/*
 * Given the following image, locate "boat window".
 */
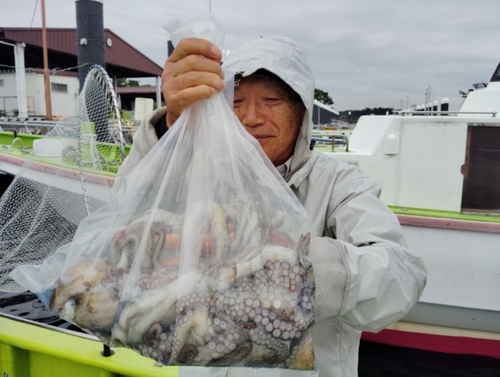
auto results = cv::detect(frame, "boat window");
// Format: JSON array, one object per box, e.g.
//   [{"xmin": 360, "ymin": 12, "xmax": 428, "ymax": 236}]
[
  {"xmin": 461, "ymin": 125, "xmax": 500, "ymax": 214},
  {"xmin": 472, "ymin": 83, "xmax": 487, "ymax": 90}
]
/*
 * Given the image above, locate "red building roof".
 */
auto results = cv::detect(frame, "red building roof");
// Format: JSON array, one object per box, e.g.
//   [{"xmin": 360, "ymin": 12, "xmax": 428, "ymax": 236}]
[{"xmin": 0, "ymin": 27, "xmax": 162, "ymax": 78}]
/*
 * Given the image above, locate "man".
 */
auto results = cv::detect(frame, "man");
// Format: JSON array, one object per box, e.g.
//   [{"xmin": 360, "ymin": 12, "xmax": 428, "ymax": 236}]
[{"xmin": 116, "ymin": 36, "xmax": 427, "ymax": 376}]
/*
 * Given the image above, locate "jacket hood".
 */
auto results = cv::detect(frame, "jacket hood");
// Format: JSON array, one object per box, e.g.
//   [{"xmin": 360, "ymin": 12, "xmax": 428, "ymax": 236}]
[{"xmin": 223, "ymin": 36, "xmax": 315, "ymax": 171}]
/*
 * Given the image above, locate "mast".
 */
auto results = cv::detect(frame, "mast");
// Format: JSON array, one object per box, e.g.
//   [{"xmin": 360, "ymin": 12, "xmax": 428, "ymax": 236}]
[
  {"xmin": 76, "ymin": 0, "xmax": 105, "ymax": 91},
  {"xmin": 75, "ymin": 0, "xmax": 107, "ymax": 141}
]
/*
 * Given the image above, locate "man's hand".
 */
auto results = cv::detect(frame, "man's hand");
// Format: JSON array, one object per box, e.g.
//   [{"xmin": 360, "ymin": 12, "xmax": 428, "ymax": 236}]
[{"xmin": 162, "ymin": 38, "xmax": 226, "ymax": 128}]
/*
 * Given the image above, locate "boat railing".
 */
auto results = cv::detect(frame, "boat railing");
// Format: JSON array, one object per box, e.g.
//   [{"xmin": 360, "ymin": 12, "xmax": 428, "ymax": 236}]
[
  {"xmin": 0, "ymin": 119, "xmax": 137, "ymax": 146},
  {"xmin": 0, "ymin": 311, "xmax": 99, "ymax": 341},
  {"xmin": 0, "ymin": 311, "xmax": 117, "ymax": 356},
  {"xmin": 396, "ymin": 110, "xmax": 497, "ymax": 117},
  {"xmin": 0, "ymin": 118, "xmax": 58, "ymax": 134},
  {"xmin": 9, "ymin": 137, "xmax": 26, "ymax": 151},
  {"xmin": 335, "ymin": 135, "xmax": 349, "ymax": 152},
  {"xmin": 311, "ymin": 132, "xmax": 350, "ymax": 152}
]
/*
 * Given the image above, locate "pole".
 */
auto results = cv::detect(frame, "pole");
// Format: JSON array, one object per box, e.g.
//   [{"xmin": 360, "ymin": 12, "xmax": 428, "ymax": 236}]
[
  {"xmin": 156, "ymin": 76, "xmax": 162, "ymax": 109},
  {"xmin": 76, "ymin": 0, "xmax": 107, "ymax": 141},
  {"xmin": 41, "ymin": 0, "xmax": 52, "ymax": 120},
  {"xmin": 14, "ymin": 43, "xmax": 28, "ymax": 118},
  {"xmin": 0, "ymin": 41, "xmax": 28, "ymax": 118}
]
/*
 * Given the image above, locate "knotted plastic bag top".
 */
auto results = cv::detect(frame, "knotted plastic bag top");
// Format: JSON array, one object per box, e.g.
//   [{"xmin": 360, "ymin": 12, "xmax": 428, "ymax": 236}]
[{"xmin": 164, "ymin": 13, "xmax": 226, "ymax": 49}]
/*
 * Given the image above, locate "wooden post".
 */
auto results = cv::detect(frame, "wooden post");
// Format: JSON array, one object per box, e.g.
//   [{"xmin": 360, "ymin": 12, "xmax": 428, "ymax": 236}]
[{"xmin": 41, "ymin": 0, "xmax": 52, "ymax": 120}]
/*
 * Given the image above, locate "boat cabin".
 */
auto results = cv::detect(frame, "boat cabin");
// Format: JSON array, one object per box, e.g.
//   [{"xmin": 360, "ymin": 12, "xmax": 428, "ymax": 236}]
[{"xmin": 326, "ymin": 64, "xmax": 500, "ymax": 217}]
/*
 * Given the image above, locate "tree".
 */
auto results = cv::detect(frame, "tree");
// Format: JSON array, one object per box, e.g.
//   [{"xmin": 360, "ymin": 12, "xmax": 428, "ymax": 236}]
[
  {"xmin": 314, "ymin": 88, "xmax": 334, "ymax": 106},
  {"xmin": 117, "ymin": 78, "xmax": 141, "ymax": 87}
]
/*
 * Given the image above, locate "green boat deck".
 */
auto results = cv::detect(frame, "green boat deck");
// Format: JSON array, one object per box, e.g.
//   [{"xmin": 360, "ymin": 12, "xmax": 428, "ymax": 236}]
[
  {"xmin": 0, "ymin": 314, "xmax": 177, "ymax": 377},
  {"xmin": 0, "ymin": 130, "xmax": 130, "ymax": 176}
]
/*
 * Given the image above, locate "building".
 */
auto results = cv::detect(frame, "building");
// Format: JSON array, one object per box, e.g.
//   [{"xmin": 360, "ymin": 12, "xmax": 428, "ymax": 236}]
[
  {"xmin": 0, "ymin": 27, "xmax": 163, "ymax": 118},
  {"xmin": 0, "ymin": 69, "xmax": 80, "ymax": 118},
  {"xmin": 116, "ymin": 86, "xmax": 158, "ymax": 113}
]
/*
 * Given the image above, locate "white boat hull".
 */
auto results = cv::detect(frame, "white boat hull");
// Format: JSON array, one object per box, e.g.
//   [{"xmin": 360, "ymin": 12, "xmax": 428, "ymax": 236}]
[
  {"xmin": 401, "ymin": 221, "xmax": 500, "ymax": 326},
  {"xmin": 361, "ymin": 215, "xmax": 500, "ymax": 358}
]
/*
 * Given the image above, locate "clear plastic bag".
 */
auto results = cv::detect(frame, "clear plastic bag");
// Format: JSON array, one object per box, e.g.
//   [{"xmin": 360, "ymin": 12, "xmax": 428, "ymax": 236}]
[{"xmin": 12, "ymin": 14, "xmax": 316, "ymax": 371}]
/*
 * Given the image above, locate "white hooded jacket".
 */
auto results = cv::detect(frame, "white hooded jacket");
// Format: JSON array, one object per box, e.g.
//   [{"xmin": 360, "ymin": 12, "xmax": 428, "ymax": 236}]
[{"xmin": 115, "ymin": 37, "xmax": 427, "ymax": 377}]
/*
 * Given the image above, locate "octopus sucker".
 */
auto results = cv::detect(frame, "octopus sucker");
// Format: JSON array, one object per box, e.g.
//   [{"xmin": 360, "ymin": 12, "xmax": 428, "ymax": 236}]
[
  {"xmin": 286, "ymin": 329, "xmax": 315, "ymax": 370},
  {"xmin": 50, "ymin": 205, "xmax": 315, "ymax": 370}
]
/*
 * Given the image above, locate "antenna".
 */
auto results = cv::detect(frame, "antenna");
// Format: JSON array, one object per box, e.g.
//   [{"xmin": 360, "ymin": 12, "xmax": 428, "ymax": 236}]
[{"xmin": 209, "ymin": 0, "xmax": 212, "ymax": 13}]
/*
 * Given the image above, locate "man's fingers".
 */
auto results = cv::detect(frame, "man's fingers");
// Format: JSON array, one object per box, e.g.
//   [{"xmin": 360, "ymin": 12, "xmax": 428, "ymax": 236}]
[
  {"xmin": 167, "ymin": 38, "xmax": 222, "ymax": 64},
  {"xmin": 162, "ymin": 38, "xmax": 225, "ymax": 127},
  {"xmin": 166, "ymin": 84, "xmax": 221, "ymax": 127},
  {"xmin": 163, "ymin": 70, "xmax": 225, "ymax": 127},
  {"xmin": 163, "ymin": 54, "xmax": 224, "ymax": 85},
  {"xmin": 170, "ymin": 54, "xmax": 224, "ymax": 79},
  {"xmin": 169, "ymin": 85, "xmax": 219, "ymax": 113},
  {"xmin": 167, "ymin": 71, "xmax": 225, "ymax": 94}
]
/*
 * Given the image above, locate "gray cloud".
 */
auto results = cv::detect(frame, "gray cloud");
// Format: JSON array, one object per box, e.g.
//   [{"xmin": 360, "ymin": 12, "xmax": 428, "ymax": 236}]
[{"xmin": 2, "ymin": 0, "xmax": 499, "ymax": 110}]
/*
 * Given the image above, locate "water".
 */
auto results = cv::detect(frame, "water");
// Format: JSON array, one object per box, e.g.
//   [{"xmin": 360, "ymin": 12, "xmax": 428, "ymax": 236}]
[{"xmin": 1, "ymin": 291, "xmax": 500, "ymax": 376}]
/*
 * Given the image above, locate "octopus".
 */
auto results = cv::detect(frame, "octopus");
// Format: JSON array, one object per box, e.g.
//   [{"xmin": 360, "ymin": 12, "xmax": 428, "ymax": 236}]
[
  {"xmin": 108, "ymin": 209, "xmax": 184, "ymax": 274},
  {"xmin": 49, "ymin": 258, "xmax": 120, "ymax": 335},
  {"xmin": 49, "ymin": 203, "xmax": 316, "ymax": 370}
]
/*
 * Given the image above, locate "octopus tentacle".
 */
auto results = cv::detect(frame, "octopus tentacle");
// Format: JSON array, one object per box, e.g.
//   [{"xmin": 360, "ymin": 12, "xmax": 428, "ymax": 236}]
[
  {"xmin": 208, "ymin": 338, "xmax": 253, "ymax": 367},
  {"xmin": 234, "ymin": 245, "xmax": 298, "ymax": 281},
  {"xmin": 109, "ymin": 232, "xmax": 138, "ymax": 275},
  {"xmin": 113, "ymin": 271, "xmax": 200, "ymax": 344}
]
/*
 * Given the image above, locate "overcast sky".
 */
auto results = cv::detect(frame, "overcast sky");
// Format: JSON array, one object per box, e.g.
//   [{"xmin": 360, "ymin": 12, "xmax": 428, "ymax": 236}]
[{"xmin": 2, "ymin": 0, "xmax": 499, "ymax": 111}]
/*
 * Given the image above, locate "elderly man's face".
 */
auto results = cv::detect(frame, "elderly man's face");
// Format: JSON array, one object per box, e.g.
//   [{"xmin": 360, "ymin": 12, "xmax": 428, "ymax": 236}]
[{"xmin": 233, "ymin": 75, "xmax": 305, "ymax": 166}]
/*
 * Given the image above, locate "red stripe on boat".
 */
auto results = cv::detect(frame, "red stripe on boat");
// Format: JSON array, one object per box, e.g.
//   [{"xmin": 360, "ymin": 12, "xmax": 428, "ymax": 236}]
[{"xmin": 397, "ymin": 214, "xmax": 500, "ymax": 234}]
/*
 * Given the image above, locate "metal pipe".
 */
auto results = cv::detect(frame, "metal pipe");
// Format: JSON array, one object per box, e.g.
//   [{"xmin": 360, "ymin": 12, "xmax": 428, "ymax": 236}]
[
  {"xmin": 330, "ymin": 135, "xmax": 349, "ymax": 152},
  {"xmin": 156, "ymin": 76, "xmax": 162, "ymax": 109}
]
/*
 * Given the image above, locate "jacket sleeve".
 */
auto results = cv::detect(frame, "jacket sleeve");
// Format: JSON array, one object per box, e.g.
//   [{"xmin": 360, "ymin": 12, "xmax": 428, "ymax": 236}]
[
  {"xmin": 307, "ymin": 167, "xmax": 427, "ymax": 332},
  {"xmin": 112, "ymin": 108, "xmax": 167, "ymax": 192}
]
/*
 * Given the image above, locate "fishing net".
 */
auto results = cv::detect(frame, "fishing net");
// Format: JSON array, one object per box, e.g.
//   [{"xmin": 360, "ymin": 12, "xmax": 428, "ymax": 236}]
[{"xmin": 0, "ymin": 65, "xmax": 126, "ymax": 292}]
